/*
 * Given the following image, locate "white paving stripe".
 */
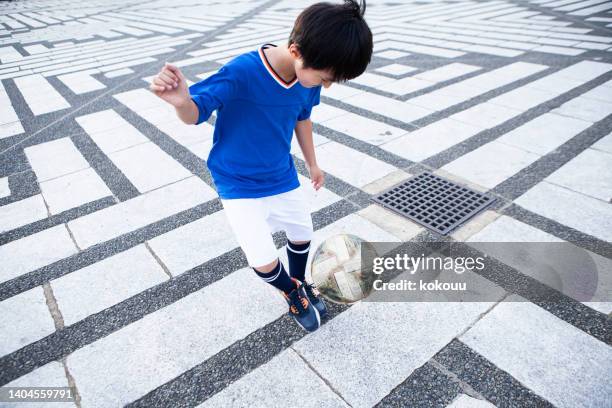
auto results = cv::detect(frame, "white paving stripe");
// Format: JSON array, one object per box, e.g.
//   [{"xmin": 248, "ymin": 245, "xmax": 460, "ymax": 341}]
[
  {"xmin": 377, "ymin": 39, "xmax": 466, "ymax": 58},
  {"xmin": 515, "ymin": 181, "xmax": 612, "ymax": 242},
  {"xmin": 198, "ymin": 348, "xmax": 350, "ymax": 408},
  {"xmin": 104, "ymin": 67, "xmax": 134, "ymax": 78},
  {"xmin": 114, "ymin": 89, "xmax": 214, "ymax": 148},
  {"xmin": 0, "ymin": 177, "xmax": 9, "ymax": 198},
  {"xmin": 65, "ymin": 267, "xmax": 288, "ymax": 407},
  {"xmin": 318, "ymin": 111, "xmax": 408, "ymax": 146},
  {"xmin": 0, "ymin": 194, "xmax": 48, "ymax": 233},
  {"xmin": 297, "ymin": 175, "xmax": 343, "ymax": 212},
  {"xmin": 310, "ymin": 104, "xmax": 351, "ymax": 123},
  {"xmin": 378, "ymin": 62, "xmax": 481, "ymax": 95},
  {"xmin": 105, "ymin": 142, "xmax": 193, "ymax": 193},
  {"xmin": 292, "ymin": 300, "xmax": 500, "ymax": 408},
  {"xmin": 570, "ymin": 2, "xmax": 612, "ymax": 16},
  {"xmin": 375, "ymin": 63, "xmax": 415, "ymax": 75},
  {"xmin": 66, "ymin": 176, "xmax": 217, "ymax": 249},
  {"xmin": 0, "ymin": 286, "xmax": 56, "ymax": 356},
  {"xmin": 375, "ymin": 50, "xmax": 410, "ymax": 59},
  {"xmin": 440, "ymin": 80, "xmax": 612, "ymax": 190},
  {"xmin": 0, "ymin": 225, "xmax": 78, "ymax": 285},
  {"xmin": 380, "ymin": 61, "xmax": 612, "ymax": 161},
  {"xmin": 51, "ymin": 245, "xmax": 169, "ymax": 326},
  {"xmin": 406, "ymin": 62, "xmax": 547, "ymax": 110},
  {"xmin": 450, "ymin": 102, "xmax": 522, "ymax": 128},
  {"xmin": 461, "ymin": 298, "xmax": 612, "ymax": 408},
  {"xmin": 24, "ymin": 137, "xmax": 90, "ymax": 182},
  {"xmin": 350, "ymin": 71, "xmax": 398, "ymax": 88},
  {"xmin": 380, "ymin": 117, "xmax": 484, "ymax": 162},
  {"xmin": 467, "ymin": 215, "xmax": 612, "ymax": 314},
  {"xmin": 322, "ymin": 83, "xmax": 364, "ymax": 101},
  {"xmin": 0, "ymin": 45, "xmax": 24, "ymax": 63},
  {"xmin": 341, "ymin": 90, "xmax": 432, "ymax": 123},
  {"xmin": 341, "ymin": 62, "xmax": 547, "ymax": 123},
  {"xmin": 7, "ymin": 35, "xmax": 191, "ymax": 73},
  {"xmin": 0, "ymin": 120, "xmax": 24, "ymax": 140},
  {"xmin": 290, "ymin": 131, "xmax": 330, "ymax": 155},
  {"xmin": 382, "ymin": 26, "xmax": 529, "ymax": 57},
  {"xmin": 554, "ymin": 0, "xmax": 607, "ymax": 13},
  {"xmin": 39, "ymin": 168, "xmax": 113, "ymax": 215},
  {"xmin": 591, "ymin": 131, "xmax": 612, "ymax": 154},
  {"xmin": 24, "ymin": 137, "xmax": 112, "ymax": 214},
  {"xmin": 442, "ymin": 141, "xmax": 541, "ymax": 189},
  {"xmin": 3, "ymin": 361, "xmax": 73, "ymax": 408},
  {"xmin": 58, "ymin": 71, "xmax": 106, "ymax": 94},
  {"xmin": 76, "ymin": 109, "xmax": 193, "ymax": 192},
  {"xmin": 147, "ymin": 210, "xmax": 240, "ymax": 276},
  {"xmin": 0, "ymin": 81, "xmax": 24, "ymax": 139},
  {"xmin": 294, "ymin": 139, "xmax": 398, "ymax": 188},
  {"xmin": 76, "ymin": 111, "xmax": 149, "ymax": 154},
  {"xmin": 551, "ymin": 95, "xmax": 612, "ymax": 123},
  {"xmin": 545, "ymin": 148, "xmax": 612, "ymax": 202},
  {"xmin": 495, "ymin": 113, "xmax": 591, "ymax": 155},
  {"xmin": 13, "ymin": 74, "xmax": 70, "ymax": 115}
]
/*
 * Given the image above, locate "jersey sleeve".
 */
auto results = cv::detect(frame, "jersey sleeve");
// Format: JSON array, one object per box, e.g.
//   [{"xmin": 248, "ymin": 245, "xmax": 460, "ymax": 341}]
[
  {"xmin": 297, "ymin": 85, "xmax": 322, "ymax": 121},
  {"xmin": 188, "ymin": 65, "xmax": 238, "ymax": 125}
]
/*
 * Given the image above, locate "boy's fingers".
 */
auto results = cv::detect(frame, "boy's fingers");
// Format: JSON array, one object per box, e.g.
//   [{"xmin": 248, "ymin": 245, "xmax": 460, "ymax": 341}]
[
  {"xmin": 160, "ymin": 69, "xmax": 178, "ymax": 83},
  {"xmin": 156, "ymin": 74, "xmax": 174, "ymax": 86},
  {"xmin": 153, "ymin": 77, "xmax": 172, "ymax": 90},
  {"xmin": 159, "ymin": 71, "xmax": 177, "ymax": 86},
  {"xmin": 160, "ymin": 69, "xmax": 178, "ymax": 84},
  {"xmin": 165, "ymin": 63, "xmax": 185, "ymax": 81},
  {"xmin": 150, "ymin": 84, "xmax": 166, "ymax": 93}
]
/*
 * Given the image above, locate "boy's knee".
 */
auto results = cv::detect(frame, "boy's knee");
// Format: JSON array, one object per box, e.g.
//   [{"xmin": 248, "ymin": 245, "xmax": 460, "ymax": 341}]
[
  {"xmin": 253, "ymin": 258, "xmax": 279, "ymax": 273},
  {"xmin": 289, "ymin": 239, "xmax": 310, "ymax": 245}
]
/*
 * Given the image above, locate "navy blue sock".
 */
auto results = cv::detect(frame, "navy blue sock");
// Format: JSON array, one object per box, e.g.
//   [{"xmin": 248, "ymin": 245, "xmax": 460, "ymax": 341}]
[
  {"xmin": 287, "ymin": 240, "xmax": 310, "ymax": 282},
  {"xmin": 253, "ymin": 260, "xmax": 296, "ymax": 294}
]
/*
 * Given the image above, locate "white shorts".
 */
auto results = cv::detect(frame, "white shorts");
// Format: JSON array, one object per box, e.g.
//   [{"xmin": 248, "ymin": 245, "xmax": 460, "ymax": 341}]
[{"xmin": 220, "ymin": 185, "xmax": 314, "ymax": 268}]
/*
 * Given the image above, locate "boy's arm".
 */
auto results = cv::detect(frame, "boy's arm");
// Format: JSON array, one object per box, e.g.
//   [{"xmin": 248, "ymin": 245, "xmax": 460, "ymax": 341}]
[
  {"xmin": 295, "ymin": 118, "xmax": 324, "ymax": 190},
  {"xmin": 174, "ymin": 99, "xmax": 199, "ymax": 125},
  {"xmin": 150, "ymin": 63, "xmax": 198, "ymax": 125},
  {"xmin": 151, "ymin": 62, "xmax": 235, "ymax": 126},
  {"xmin": 295, "ymin": 118, "xmax": 317, "ymax": 168}
]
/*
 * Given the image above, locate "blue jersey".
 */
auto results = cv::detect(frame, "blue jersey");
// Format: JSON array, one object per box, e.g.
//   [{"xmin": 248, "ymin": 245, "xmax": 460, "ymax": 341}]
[{"xmin": 188, "ymin": 43, "xmax": 322, "ymax": 199}]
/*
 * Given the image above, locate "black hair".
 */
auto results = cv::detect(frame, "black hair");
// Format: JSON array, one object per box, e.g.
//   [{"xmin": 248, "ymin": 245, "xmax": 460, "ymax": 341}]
[{"xmin": 288, "ymin": 0, "xmax": 373, "ymax": 83}]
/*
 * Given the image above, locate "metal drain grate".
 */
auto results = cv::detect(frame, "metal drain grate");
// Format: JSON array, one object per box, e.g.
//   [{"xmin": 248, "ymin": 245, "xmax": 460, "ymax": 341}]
[{"xmin": 371, "ymin": 172, "xmax": 496, "ymax": 235}]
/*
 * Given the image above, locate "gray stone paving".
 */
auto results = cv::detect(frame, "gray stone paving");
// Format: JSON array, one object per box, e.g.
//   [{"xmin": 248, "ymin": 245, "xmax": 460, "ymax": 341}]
[{"xmin": 0, "ymin": 0, "xmax": 611, "ymax": 407}]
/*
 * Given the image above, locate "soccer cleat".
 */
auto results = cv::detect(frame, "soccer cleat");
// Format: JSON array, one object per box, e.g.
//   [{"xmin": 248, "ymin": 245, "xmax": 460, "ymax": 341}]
[
  {"xmin": 282, "ymin": 278, "xmax": 320, "ymax": 332},
  {"xmin": 302, "ymin": 281, "xmax": 328, "ymax": 318}
]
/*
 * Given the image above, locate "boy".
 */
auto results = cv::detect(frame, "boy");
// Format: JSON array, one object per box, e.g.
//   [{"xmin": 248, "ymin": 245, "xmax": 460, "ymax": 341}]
[{"xmin": 150, "ymin": 0, "xmax": 373, "ymax": 332}]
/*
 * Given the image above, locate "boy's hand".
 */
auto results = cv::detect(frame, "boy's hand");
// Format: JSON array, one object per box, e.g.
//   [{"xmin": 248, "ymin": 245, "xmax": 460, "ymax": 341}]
[
  {"xmin": 308, "ymin": 164, "xmax": 324, "ymax": 191},
  {"xmin": 149, "ymin": 62, "xmax": 190, "ymax": 108}
]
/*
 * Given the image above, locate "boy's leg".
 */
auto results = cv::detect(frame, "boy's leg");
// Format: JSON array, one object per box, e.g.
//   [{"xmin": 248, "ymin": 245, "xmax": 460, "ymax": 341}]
[
  {"xmin": 220, "ymin": 197, "xmax": 295, "ymax": 294},
  {"xmin": 266, "ymin": 186, "xmax": 314, "ymax": 282},
  {"xmin": 286, "ymin": 239, "xmax": 311, "ymax": 282},
  {"xmin": 252, "ymin": 258, "xmax": 296, "ymax": 294},
  {"xmin": 268, "ymin": 187, "xmax": 327, "ymax": 318},
  {"xmin": 222, "ymin": 195, "xmax": 320, "ymax": 332}
]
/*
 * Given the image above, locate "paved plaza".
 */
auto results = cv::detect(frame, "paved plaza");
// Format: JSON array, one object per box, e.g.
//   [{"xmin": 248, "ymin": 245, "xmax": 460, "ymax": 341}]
[{"xmin": 1, "ymin": 0, "xmax": 611, "ymax": 406}]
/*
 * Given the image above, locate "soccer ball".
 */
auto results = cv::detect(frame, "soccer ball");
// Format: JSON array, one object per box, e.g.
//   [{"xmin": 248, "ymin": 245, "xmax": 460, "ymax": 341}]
[{"xmin": 310, "ymin": 234, "xmax": 375, "ymax": 304}]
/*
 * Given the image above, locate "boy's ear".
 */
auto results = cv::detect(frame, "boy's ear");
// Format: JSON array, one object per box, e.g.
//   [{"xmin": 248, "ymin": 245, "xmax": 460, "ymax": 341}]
[{"xmin": 288, "ymin": 43, "xmax": 302, "ymax": 59}]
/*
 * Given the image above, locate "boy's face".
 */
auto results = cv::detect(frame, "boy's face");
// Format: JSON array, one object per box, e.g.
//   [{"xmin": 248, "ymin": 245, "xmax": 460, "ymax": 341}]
[
  {"xmin": 295, "ymin": 62, "xmax": 334, "ymax": 89},
  {"xmin": 289, "ymin": 44, "xmax": 334, "ymax": 89}
]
